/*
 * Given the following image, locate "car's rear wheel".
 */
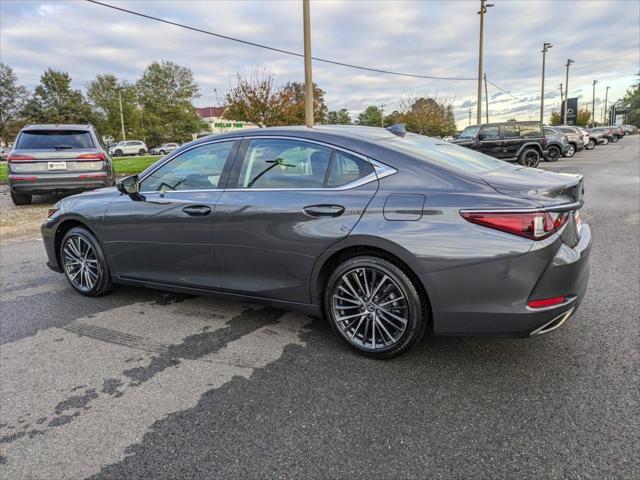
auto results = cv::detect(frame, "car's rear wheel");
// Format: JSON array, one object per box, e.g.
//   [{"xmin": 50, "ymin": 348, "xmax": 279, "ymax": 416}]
[
  {"xmin": 586, "ymin": 139, "xmax": 595, "ymax": 150},
  {"xmin": 114, "ymin": 149, "xmax": 122, "ymax": 157},
  {"xmin": 519, "ymin": 148, "xmax": 540, "ymax": 168},
  {"xmin": 138, "ymin": 149, "xmax": 146, "ymax": 156},
  {"xmin": 545, "ymin": 145, "xmax": 561, "ymax": 162},
  {"xmin": 324, "ymin": 256, "xmax": 426, "ymax": 359},
  {"xmin": 60, "ymin": 227, "xmax": 112, "ymax": 297},
  {"xmin": 564, "ymin": 144, "xmax": 576, "ymax": 158},
  {"xmin": 601, "ymin": 137, "xmax": 609, "ymax": 145},
  {"xmin": 11, "ymin": 192, "xmax": 32, "ymax": 205},
  {"xmin": 159, "ymin": 150, "xmax": 165, "ymax": 155}
]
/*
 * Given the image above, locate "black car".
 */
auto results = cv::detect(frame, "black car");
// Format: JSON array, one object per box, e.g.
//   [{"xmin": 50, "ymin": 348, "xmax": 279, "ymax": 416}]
[{"xmin": 452, "ymin": 121, "xmax": 547, "ymax": 168}]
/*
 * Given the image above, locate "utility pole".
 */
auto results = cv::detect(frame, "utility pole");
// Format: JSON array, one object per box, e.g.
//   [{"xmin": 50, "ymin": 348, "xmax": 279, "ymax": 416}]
[
  {"xmin": 118, "ymin": 90, "xmax": 126, "ymax": 141},
  {"xmin": 540, "ymin": 42, "xmax": 553, "ymax": 123},
  {"xmin": 603, "ymin": 86, "xmax": 610, "ymax": 125},
  {"xmin": 378, "ymin": 103, "xmax": 386, "ymax": 127},
  {"xmin": 591, "ymin": 80, "xmax": 598, "ymax": 127},
  {"xmin": 302, "ymin": 0, "xmax": 314, "ymax": 128},
  {"xmin": 483, "ymin": 74, "xmax": 489, "ymax": 123},
  {"xmin": 563, "ymin": 59, "xmax": 574, "ymax": 125},
  {"xmin": 468, "ymin": 108, "xmax": 472, "ymax": 126},
  {"xmin": 476, "ymin": 0, "xmax": 494, "ymax": 124}
]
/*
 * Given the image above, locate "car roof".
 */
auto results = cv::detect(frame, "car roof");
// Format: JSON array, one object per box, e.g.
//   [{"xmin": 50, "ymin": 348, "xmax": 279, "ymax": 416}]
[{"xmin": 21, "ymin": 124, "xmax": 93, "ymax": 131}]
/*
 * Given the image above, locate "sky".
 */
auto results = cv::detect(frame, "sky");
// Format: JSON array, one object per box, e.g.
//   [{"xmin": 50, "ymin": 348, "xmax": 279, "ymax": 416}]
[{"xmin": 1, "ymin": 0, "xmax": 639, "ymax": 127}]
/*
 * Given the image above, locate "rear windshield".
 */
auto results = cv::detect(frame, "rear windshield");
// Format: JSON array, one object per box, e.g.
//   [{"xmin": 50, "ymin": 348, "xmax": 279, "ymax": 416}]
[
  {"xmin": 384, "ymin": 133, "xmax": 512, "ymax": 174},
  {"xmin": 16, "ymin": 130, "xmax": 94, "ymax": 150}
]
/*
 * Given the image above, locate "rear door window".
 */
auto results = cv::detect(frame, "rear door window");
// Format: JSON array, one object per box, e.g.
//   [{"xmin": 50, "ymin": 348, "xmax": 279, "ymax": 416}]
[
  {"xmin": 16, "ymin": 130, "xmax": 94, "ymax": 150},
  {"xmin": 519, "ymin": 124, "xmax": 542, "ymax": 138},
  {"xmin": 502, "ymin": 125, "xmax": 519, "ymax": 138},
  {"xmin": 326, "ymin": 151, "xmax": 374, "ymax": 188}
]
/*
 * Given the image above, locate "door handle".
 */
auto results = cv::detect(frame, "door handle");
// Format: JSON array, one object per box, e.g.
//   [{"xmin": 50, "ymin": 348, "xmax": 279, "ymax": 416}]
[
  {"xmin": 303, "ymin": 204, "xmax": 345, "ymax": 217},
  {"xmin": 182, "ymin": 205, "xmax": 212, "ymax": 216}
]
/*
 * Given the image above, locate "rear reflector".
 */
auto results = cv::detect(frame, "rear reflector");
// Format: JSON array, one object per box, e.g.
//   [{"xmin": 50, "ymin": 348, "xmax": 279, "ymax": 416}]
[
  {"xmin": 460, "ymin": 210, "xmax": 569, "ymax": 240},
  {"xmin": 7, "ymin": 155, "xmax": 34, "ymax": 162},
  {"xmin": 10, "ymin": 175, "xmax": 37, "ymax": 182},
  {"xmin": 76, "ymin": 153, "xmax": 106, "ymax": 161},
  {"xmin": 78, "ymin": 173, "xmax": 108, "ymax": 180},
  {"xmin": 528, "ymin": 296, "xmax": 566, "ymax": 309}
]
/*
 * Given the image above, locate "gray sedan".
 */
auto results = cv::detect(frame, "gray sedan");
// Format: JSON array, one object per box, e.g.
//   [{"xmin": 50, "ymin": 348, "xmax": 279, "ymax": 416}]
[{"xmin": 41, "ymin": 126, "xmax": 591, "ymax": 358}]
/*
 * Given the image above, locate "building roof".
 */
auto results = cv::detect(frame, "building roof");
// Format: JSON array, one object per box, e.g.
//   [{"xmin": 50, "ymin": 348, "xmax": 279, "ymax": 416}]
[{"xmin": 196, "ymin": 106, "xmax": 226, "ymax": 119}]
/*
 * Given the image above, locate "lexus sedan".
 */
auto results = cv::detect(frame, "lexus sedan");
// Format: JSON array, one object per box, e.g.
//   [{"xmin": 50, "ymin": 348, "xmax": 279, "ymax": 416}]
[{"xmin": 41, "ymin": 125, "xmax": 591, "ymax": 358}]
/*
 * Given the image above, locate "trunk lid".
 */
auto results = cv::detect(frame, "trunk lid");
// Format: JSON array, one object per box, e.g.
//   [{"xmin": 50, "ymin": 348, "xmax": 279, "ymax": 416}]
[{"xmin": 9, "ymin": 149, "xmax": 106, "ymax": 174}]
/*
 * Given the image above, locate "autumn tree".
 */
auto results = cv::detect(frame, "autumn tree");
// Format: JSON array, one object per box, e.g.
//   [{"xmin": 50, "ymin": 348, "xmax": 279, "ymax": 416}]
[
  {"xmin": 277, "ymin": 81, "xmax": 328, "ymax": 125},
  {"xmin": 0, "ymin": 63, "xmax": 29, "ymax": 146}
]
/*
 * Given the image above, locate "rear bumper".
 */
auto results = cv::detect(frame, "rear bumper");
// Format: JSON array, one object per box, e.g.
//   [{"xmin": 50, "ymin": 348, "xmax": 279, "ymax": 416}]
[
  {"xmin": 423, "ymin": 222, "xmax": 592, "ymax": 337},
  {"xmin": 10, "ymin": 173, "xmax": 114, "ymax": 194}
]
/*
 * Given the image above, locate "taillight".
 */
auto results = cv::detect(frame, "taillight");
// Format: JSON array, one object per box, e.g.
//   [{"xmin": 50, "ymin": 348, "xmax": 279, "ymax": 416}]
[
  {"xmin": 528, "ymin": 296, "xmax": 566, "ymax": 308},
  {"xmin": 7, "ymin": 154, "xmax": 34, "ymax": 163},
  {"xmin": 76, "ymin": 153, "xmax": 106, "ymax": 161},
  {"xmin": 460, "ymin": 210, "xmax": 569, "ymax": 240}
]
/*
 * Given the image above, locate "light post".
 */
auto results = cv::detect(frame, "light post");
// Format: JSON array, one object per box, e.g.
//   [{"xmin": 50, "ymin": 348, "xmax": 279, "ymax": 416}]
[
  {"xmin": 117, "ymin": 89, "xmax": 126, "ymax": 141},
  {"xmin": 476, "ymin": 0, "xmax": 494, "ymax": 124},
  {"xmin": 540, "ymin": 42, "xmax": 553, "ymax": 123},
  {"xmin": 563, "ymin": 59, "xmax": 574, "ymax": 125},
  {"xmin": 603, "ymin": 86, "xmax": 610, "ymax": 125},
  {"xmin": 591, "ymin": 80, "xmax": 598, "ymax": 127},
  {"xmin": 302, "ymin": 0, "xmax": 313, "ymax": 128}
]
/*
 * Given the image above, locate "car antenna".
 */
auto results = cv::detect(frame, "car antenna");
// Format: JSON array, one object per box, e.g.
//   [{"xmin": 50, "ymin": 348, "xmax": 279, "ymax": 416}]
[{"xmin": 386, "ymin": 124, "xmax": 407, "ymax": 137}]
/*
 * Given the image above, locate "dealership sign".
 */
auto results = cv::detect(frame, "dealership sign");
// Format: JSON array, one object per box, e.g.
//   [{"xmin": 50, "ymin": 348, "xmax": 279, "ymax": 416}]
[{"xmin": 561, "ymin": 98, "xmax": 578, "ymax": 125}]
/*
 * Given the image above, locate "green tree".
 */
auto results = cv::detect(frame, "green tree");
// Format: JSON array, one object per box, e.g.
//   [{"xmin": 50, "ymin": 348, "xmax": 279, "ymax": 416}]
[
  {"xmin": 22, "ymin": 69, "xmax": 93, "ymax": 124},
  {"xmin": 0, "ymin": 63, "xmax": 29, "ymax": 146},
  {"xmin": 87, "ymin": 74, "xmax": 142, "ymax": 141},
  {"xmin": 357, "ymin": 106, "xmax": 383, "ymax": 126},
  {"xmin": 327, "ymin": 108, "xmax": 351, "ymax": 125},
  {"xmin": 549, "ymin": 111, "xmax": 561, "ymax": 125},
  {"xmin": 136, "ymin": 61, "xmax": 205, "ymax": 145},
  {"xmin": 619, "ymin": 74, "xmax": 640, "ymax": 127},
  {"xmin": 550, "ymin": 108, "xmax": 592, "ymax": 127}
]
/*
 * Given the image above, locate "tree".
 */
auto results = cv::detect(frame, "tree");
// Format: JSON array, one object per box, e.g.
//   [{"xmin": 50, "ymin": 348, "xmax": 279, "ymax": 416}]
[
  {"xmin": 619, "ymin": 74, "xmax": 639, "ymax": 127},
  {"xmin": 327, "ymin": 109, "xmax": 351, "ymax": 125},
  {"xmin": 22, "ymin": 69, "xmax": 93, "ymax": 125},
  {"xmin": 400, "ymin": 97, "xmax": 446, "ymax": 136},
  {"xmin": 87, "ymin": 74, "xmax": 142, "ymax": 141},
  {"xmin": 276, "ymin": 81, "xmax": 328, "ymax": 125},
  {"xmin": 136, "ymin": 61, "xmax": 205, "ymax": 145},
  {"xmin": 549, "ymin": 111, "xmax": 561, "ymax": 125},
  {"xmin": 550, "ymin": 108, "xmax": 592, "ymax": 127},
  {"xmin": 0, "ymin": 63, "xmax": 29, "ymax": 146},
  {"xmin": 357, "ymin": 106, "xmax": 383, "ymax": 126}
]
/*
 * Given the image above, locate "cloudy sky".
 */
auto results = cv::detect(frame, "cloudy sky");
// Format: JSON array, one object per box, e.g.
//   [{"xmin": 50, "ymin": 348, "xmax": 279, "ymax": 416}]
[{"xmin": 1, "ymin": 0, "xmax": 638, "ymax": 126}]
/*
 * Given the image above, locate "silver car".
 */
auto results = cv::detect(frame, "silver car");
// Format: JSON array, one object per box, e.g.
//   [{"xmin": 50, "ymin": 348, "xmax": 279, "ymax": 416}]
[
  {"xmin": 149, "ymin": 143, "xmax": 180, "ymax": 155},
  {"xmin": 8, "ymin": 124, "xmax": 115, "ymax": 205}
]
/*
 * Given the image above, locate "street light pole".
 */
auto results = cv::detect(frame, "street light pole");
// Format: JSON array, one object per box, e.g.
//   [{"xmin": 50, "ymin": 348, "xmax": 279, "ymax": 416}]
[
  {"xmin": 563, "ymin": 59, "xmax": 574, "ymax": 125},
  {"xmin": 540, "ymin": 42, "xmax": 553, "ymax": 123},
  {"xmin": 302, "ymin": 0, "xmax": 314, "ymax": 128},
  {"xmin": 591, "ymin": 80, "xmax": 598, "ymax": 127},
  {"xmin": 603, "ymin": 86, "xmax": 610, "ymax": 125},
  {"xmin": 118, "ymin": 90, "xmax": 126, "ymax": 141},
  {"xmin": 468, "ymin": 108, "xmax": 472, "ymax": 126},
  {"xmin": 476, "ymin": 0, "xmax": 494, "ymax": 124},
  {"xmin": 484, "ymin": 74, "xmax": 489, "ymax": 123}
]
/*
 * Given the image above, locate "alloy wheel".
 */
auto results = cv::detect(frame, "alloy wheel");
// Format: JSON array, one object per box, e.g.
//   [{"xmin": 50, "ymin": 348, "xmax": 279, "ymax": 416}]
[
  {"xmin": 63, "ymin": 235, "xmax": 100, "ymax": 292},
  {"xmin": 332, "ymin": 267, "xmax": 409, "ymax": 350},
  {"xmin": 522, "ymin": 150, "xmax": 539, "ymax": 167},
  {"xmin": 566, "ymin": 145, "xmax": 575, "ymax": 157}
]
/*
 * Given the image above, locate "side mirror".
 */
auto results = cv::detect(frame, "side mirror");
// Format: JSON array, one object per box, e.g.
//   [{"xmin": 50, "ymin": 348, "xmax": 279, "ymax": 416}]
[
  {"xmin": 477, "ymin": 133, "xmax": 485, "ymax": 142},
  {"xmin": 117, "ymin": 174, "xmax": 140, "ymax": 197}
]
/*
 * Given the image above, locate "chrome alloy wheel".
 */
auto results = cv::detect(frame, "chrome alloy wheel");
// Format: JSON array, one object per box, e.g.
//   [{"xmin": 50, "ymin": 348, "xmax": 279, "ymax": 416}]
[
  {"xmin": 332, "ymin": 267, "xmax": 409, "ymax": 350},
  {"xmin": 63, "ymin": 235, "xmax": 100, "ymax": 292}
]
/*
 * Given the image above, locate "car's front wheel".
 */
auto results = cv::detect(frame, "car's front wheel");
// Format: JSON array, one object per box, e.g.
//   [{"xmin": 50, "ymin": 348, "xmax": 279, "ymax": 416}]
[
  {"xmin": 519, "ymin": 148, "xmax": 540, "ymax": 168},
  {"xmin": 11, "ymin": 192, "xmax": 32, "ymax": 205},
  {"xmin": 114, "ymin": 149, "xmax": 122, "ymax": 157},
  {"xmin": 545, "ymin": 145, "xmax": 561, "ymax": 162},
  {"xmin": 60, "ymin": 227, "xmax": 112, "ymax": 297},
  {"xmin": 138, "ymin": 149, "xmax": 146, "ymax": 156},
  {"xmin": 585, "ymin": 139, "xmax": 595, "ymax": 150},
  {"xmin": 564, "ymin": 144, "xmax": 576, "ymax": 158},
  {"xmin": 324, "ymin": 255, "xmax": 426, "ymax": 359}
]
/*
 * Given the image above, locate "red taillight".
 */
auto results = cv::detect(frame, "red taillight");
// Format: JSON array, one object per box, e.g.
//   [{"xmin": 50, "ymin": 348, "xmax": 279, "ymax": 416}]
[
  {"xmin": 78, "ymin": 173, "xmax": 108, "ymax": 180},
  {"xmin": 528, "ymin": 296, "xmax": 566, "ymax": 308},
  {"xmin": 460, "ymin": 210, "xmax": 569, "ymax": 240},
  {"xmin": 7, "ymin": 154, "xmax": 34, "ymax": 163},
  {"xmin": 76, "ymin": 153, "xmax": 106, "ymax": 161},
  {"xmin": 10, "ymin": 175, "xmax": 37, "ymax": 182}
]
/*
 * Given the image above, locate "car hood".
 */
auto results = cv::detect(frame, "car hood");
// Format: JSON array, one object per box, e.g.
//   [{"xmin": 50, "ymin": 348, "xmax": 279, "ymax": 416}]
[{"xmin": 481, "ymin": 167, "xmax": 583, "ymax": 207}]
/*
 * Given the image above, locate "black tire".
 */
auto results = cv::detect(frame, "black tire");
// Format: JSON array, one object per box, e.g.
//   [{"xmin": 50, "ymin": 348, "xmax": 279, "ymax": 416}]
[
  {"xmin": 114, "ymin": 149, "xmax": 122, "ymax": 157},
  {"xmin": 11, "ymin": 192, "xmax": 32, "ymax": 205},
  {"xmin": 585, "ymin": 139, "xmax": 595, "ymax": 150},
  {"xmin": 60, "ymin": 227, "xmax": 112, "ymax": 297},
  {"xmin": 611, "ymin": 136, "xmax": 619, "ymax": 143},
  {"xmin": 324, "ymin": 255, "xmax": 427, "ymax": 359},
  {"xmin": 159, "ymin": 150, "xmax": 165, "ymax": 155},
  {"xmin": 564, "ymin": 144, "xmax": 576, "ymax": 158},
  {"xmin": 518, "ymin": 148, "xmax": 540, "ymax": 168},
  {"xmin": 545, "ymin": 145, "xmax": 561, "ymax": 162},
  {"xmin": 138, "ymin": 149, "xmax": 146, "ymax": 156}
]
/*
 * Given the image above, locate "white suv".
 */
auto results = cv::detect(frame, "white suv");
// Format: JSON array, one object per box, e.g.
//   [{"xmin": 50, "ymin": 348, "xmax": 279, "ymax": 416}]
[{"xmin": 108, "ymin": 140, "xmax": 147, "ymax": 157}]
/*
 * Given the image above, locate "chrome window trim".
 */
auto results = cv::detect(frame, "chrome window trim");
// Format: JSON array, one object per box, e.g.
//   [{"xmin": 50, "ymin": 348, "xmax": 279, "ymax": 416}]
[{"xmin": 138, "ymin": 134, "xmax": 398, "ymax": 194}]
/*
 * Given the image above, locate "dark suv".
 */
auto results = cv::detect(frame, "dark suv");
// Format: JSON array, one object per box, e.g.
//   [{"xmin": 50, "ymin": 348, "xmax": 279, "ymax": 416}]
[
  {"xmin": 7, "ymin": 124, "xmax": 115, "ymax": 205},
  {"xmin": 452, "ymin": 121, "xmax": 547, "ymax": 168}
]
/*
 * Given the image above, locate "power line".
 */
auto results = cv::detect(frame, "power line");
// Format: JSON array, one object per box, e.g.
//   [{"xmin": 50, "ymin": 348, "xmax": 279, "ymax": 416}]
[
  {"xmin": 85, "ymin": 0, "xmax": 476, "ymax": 82},
  {"xmin": 485, "ymin": 78, "xmax": 533, "ymax": 105}
]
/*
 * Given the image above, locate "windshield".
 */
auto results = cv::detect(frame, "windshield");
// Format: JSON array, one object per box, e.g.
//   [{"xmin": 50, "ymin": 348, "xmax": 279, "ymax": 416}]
[
  {"xmin": 457, "ymin": 126, "xmax": 481, "ymax": 140},
  {"xmin": 16, "ymin": 130, "xmax": 94, "ymax": 150},
  {"xmin": 384, "ymin": 133, "xmax": 511, "ymax": 174}
]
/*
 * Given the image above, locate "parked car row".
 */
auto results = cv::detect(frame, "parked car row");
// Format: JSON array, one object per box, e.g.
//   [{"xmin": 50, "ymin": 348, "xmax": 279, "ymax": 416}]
[
  {"xmin": 149, "ymin": 143, "xmax": 180, "ymax": 155},
  {"xmin": 451, "ymin": 121, "xmax": 632, "ymax": 168}
]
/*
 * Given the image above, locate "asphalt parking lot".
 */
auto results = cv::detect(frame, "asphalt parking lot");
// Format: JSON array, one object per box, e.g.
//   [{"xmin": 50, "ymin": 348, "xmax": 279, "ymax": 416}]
[{"xmin": 1, "ymin": 137, "xmax": 638, "ymax": 479}]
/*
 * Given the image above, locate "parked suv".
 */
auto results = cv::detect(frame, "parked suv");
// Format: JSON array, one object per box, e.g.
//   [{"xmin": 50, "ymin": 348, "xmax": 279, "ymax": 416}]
[
  {"xmin": 543, "ymin": 127, "xmax": 571, "ymax": 162},
  {"xmin": 149, "ymin": 143, "xmax": 179, "ymax": 155},
  {"xmin": 552, "ymin": 126, "xmax": 585, "ymax": 157},
  {"xmin": 452, "ymin": 121, "xmax": 547, "ymax": 168},
  {"xmin": 8, "ymin": 124, "xmax": 115, "ymax": 205},
  {"xmin": 108, "ymin": 140, "xmax": 147, "ymax": 157}
]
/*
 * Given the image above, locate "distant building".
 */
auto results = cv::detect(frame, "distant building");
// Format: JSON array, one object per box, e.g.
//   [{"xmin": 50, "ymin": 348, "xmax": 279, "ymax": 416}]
[{"xmin": 194, "ymin": 107, "xmax": 258, "ymax": 138}]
